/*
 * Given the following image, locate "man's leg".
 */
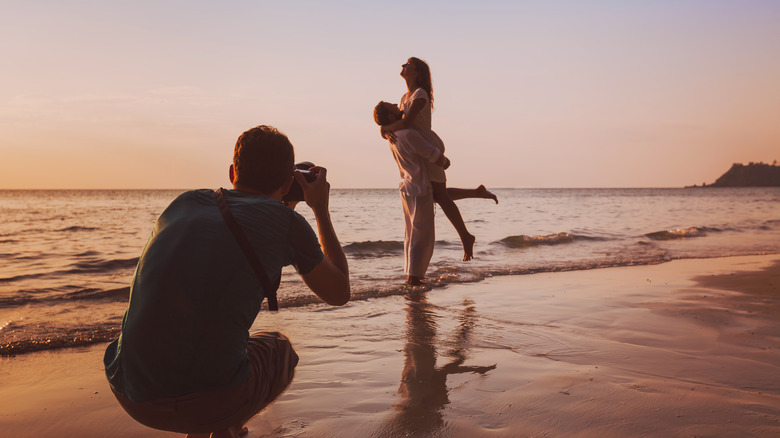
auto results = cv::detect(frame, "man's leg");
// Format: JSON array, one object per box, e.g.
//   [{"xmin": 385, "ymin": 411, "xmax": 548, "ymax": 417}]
[
  {"xmin": 183, "ymin": 331, "xmax": 298, "ymax": 436},
  {"xmin": 187, "ymin": 331, "xmax": 297, "ymax": 437},
  {"xmin": 403, "ymin": 191, "xmax": 435, "ymax": 284},
  {"xmin": 111, "ymin": 332, "xmax": 298, "ymax": 436},
  {"xmin": 402, "ymin": 191, "xmax": 413, "ymax": 279},
  {"xmin": 239, "ymin": 332, "xmax": 299, "ymax": 424}
]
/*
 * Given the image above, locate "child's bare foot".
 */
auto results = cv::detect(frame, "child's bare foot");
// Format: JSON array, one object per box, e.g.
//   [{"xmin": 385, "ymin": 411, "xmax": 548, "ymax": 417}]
[
  {"xmin": 462, "ymin": 233, "xmax": 475, "ymax": 261},
  {"xmin": 477, "ymin": 185, "xmax": 498, "ymax": 204}
]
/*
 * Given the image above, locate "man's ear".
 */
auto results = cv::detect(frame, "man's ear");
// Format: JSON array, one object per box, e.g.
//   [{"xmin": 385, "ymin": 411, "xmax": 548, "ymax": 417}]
[
  {"xmin": 229, "ymin": 164, "xmax": 236, "ymax": 185},
  {"xmin": 280, "ymin": 175, "xmax": 294, "ymax": 196}
]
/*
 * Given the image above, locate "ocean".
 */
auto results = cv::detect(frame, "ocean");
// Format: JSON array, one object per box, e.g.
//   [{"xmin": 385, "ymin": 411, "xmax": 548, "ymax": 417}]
[{"xmin": 1, "ymin": 187, "xmax": 779, "ymax": 356}]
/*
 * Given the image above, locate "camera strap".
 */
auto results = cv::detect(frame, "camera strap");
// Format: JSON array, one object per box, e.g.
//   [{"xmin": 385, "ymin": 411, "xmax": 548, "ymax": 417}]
[{"xmin": 214, "ymin": 188, "xmax": 279, "ymax": 311}]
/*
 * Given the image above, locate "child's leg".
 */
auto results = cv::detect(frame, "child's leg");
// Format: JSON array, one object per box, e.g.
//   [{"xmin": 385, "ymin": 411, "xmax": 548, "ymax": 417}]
[
  {"xmin": 447, "ymin": 185, "xmax": 498, "ymax": 204},
  {"xmin": 432, "ymin": 182, "xmax": 475, "ymax": 261}
]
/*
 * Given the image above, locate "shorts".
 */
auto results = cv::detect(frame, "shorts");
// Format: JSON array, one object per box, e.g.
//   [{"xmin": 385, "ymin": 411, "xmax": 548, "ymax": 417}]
[
  {"xmin": 111, "ymin": 331, "xmax": 298, "ymax": 434},
  {"xmin": 426, "ymin": 161, "xmax": 447, "ymax": 184},
  {"xmin": 418, "ymin": 129, "xmax": 447, "ymax": 183}
]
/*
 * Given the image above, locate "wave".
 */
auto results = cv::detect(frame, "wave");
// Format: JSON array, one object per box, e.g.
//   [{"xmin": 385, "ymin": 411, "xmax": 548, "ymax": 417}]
[
  {"xmin": 343, "ymin": 240, "xmax": 404, "ymax": 258},
  {"xmin": 0, "ymin": 226, "xmax": 98, "ymax": 239},
  {"xmin": 56, "ymin": 226, "xmax": 99, "ymax": 232},
  {"xmin": 496, "ymin": 232, "xmax": 588, "ymax": 248},
  {"xmin": 66, "ymin": 257, "xmax": 139, "ymax": 274},
  {"xmin": 0, "ymin": 272, "xmax": 48, "ymax": 283},
  {"xmin": 0, "ymin": 228, "xmax": 48, "ymax": 237},
  {"xmin": 645, "ymin": 226, "xmax": 720, "ymax": 241},
  {"xmin": 0, "ymin": 324, "xmax": 121, "ymax": 357},
  {"xmin": 5, "ymin": 250, "xmax": 780, "ymax": 356},
  {"xmin": 0, "ymin": 257, "xmax": 139, "ymax": 283},
  {"xmin": 0, "ymin": 286, "xmax": 130, "ymax": 308}
]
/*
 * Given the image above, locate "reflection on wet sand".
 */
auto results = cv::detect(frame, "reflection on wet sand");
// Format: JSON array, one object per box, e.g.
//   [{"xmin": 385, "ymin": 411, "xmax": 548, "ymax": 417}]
[{"xmin": 376, "ymin": 291, "xmax": 496, "ymax": 437}]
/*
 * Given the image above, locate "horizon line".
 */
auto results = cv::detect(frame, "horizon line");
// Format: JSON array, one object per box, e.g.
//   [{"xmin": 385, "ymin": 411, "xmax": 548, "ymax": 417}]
[{"xmin": 0, "ymin": 185, "xmax": 722, "ymax": 191}]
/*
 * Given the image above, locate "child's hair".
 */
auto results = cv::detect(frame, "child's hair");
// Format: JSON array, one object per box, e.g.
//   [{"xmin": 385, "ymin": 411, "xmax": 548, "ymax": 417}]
[
  {"xmin": 409, "ymin": 57, "xmax": 433, "ymax": 109},
  {"xmin": 373, "ymin": 101, "xmax": 392, "ymax": 126}
]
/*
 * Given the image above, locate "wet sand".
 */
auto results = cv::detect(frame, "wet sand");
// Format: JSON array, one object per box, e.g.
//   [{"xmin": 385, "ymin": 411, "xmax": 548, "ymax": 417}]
[{"xmin": 1, "ymin": 254, "xmax": 778, "ymax": 437}]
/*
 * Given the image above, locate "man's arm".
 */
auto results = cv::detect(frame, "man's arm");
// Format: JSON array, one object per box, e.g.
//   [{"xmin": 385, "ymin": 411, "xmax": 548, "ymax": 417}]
[
  {"xmin": 380, "ymin": 98, "xmax": 426, "ymax": 139},
  {"xmin": 295, "ymin": 167, "xmax": 350, "ymax": 306}
]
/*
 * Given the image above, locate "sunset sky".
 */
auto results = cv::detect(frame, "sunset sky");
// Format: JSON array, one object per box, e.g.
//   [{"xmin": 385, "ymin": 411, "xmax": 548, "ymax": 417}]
[{"xmin": 2, "ymin": 1, "xmax": 778, "ymax": 189}]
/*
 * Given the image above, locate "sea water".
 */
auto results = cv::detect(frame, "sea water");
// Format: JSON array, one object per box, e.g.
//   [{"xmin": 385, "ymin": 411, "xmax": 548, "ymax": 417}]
[{"xmin": 1, "ymin": 187, "xmax": 779, "ymax": 355}]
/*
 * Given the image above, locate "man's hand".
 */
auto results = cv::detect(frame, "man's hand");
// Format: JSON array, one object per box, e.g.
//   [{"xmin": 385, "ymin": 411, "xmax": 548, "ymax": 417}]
[
  {"xmin": 380, "ymin": 126, "xmax": 397, "ymax": 142},
  {"xmin": 436, "ymin": 155, "xmax": 451, "ymax": 170},
  {"xmin": 295, "ymin": 166, "xmax": 330, "ymax": 213},
  {"xmin": 295, "ymin": 165, "xmax": 350, "ymax": 306}
]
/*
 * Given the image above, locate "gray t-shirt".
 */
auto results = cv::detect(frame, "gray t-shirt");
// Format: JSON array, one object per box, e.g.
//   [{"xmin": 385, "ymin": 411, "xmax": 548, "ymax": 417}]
[{"xmin": 104, "ymin": 189, "xmax": 323, "ymax": 402}]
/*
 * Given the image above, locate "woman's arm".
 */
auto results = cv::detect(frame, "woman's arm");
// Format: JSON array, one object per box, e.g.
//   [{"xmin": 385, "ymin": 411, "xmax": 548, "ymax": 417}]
[{"xmin": 380, "ymin": 98, "xmax": 427, "ymax": 139}]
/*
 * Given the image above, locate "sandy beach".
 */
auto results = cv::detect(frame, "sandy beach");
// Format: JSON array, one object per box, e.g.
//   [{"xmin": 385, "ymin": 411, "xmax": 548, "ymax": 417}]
[{"xmin": 1, "ymin": 254, "xmax": 778, "ymax": 437}]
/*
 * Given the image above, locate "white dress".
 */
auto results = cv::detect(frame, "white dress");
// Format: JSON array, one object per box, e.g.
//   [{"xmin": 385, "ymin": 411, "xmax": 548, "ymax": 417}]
[{"xmin": 399, "ymin": 88, "xmax": 447, "ymax": 183}]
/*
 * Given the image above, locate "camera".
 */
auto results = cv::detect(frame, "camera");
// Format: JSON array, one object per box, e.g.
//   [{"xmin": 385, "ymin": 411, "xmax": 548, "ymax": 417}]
[{"xmin": 283, "ymin": 162, "xmax": 317, "ymax": 203}]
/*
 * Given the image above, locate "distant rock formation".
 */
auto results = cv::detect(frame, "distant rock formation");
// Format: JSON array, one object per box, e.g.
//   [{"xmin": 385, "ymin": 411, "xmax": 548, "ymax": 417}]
[{"xmin": 691, "ymin": 161, "xmax": 780, "ymax": 187}]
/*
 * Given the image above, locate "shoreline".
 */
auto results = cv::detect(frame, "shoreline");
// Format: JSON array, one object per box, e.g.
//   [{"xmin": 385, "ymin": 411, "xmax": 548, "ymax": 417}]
[
  {"xmin": 1, "ymin": 254, "xmax": 779, "ymax": 437},
  {"xmin": 4, "ymin": 252, "xmax": 779, "ymax": 358}
]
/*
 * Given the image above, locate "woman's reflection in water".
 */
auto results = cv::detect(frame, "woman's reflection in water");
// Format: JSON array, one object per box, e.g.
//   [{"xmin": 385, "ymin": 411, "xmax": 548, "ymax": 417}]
[{"xmin": 378, "ymin": 291, "xmax": 496, "ymax": 436}]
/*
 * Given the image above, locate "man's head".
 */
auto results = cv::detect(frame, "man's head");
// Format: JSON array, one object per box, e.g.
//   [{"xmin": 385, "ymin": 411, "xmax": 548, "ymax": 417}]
[
  {"xmin": 231, "ymin": 125, "xmax": 295, "ymax": 194},
  {"xmin": 373, "ymin": 101, "xmax": 402, "ymax": 126}
]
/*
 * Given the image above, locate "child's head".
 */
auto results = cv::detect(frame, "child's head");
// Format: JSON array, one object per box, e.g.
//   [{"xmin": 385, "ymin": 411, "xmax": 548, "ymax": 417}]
[{"xmin": 373, "ymin": 101, "xmax": 402, "ymax": 126}]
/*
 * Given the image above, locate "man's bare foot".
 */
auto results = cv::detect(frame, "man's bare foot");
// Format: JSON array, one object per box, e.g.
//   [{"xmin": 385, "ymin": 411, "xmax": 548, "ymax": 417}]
[
  {"xmin": 406, "ymin": 276, "xmax": 427, "ymax": 286},
  {"xmin": 187, "ymin": 425, "xmax": 247, "ymax": 438},
  {"xmin": 462, "ymin": 233, "xmax": 475, "ymax": 261},
  {"xmin": 477, "ymin": 185, "xmax": 498, "ymax": 204}
]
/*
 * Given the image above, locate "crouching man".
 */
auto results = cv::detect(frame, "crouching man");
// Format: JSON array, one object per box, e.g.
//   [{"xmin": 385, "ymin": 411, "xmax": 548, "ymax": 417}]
[{"xmin": 104, "ymin": 125, "xmax": 350, "ymax": 437}]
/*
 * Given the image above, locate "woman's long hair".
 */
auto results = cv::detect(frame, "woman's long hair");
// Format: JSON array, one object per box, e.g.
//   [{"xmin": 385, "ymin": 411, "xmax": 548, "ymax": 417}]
[{"xmin": 409, "ymin": 57, "xmax": 433, "ymax": 109}]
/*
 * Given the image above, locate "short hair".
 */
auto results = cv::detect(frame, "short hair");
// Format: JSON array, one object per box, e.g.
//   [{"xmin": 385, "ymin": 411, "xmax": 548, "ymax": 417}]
[
  {"xmin": 374, "ymin": 101, "xmax": 392, "ymax": 126},
  {"xmin": 233, "ymin": 125, "xmax": 295, "ymax": 194}
]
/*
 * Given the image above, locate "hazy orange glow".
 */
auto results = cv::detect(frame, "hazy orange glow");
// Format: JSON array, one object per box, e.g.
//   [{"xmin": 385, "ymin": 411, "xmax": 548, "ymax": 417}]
[{"xmin": 1, "ymin": 2, "xmax": 778, "ymax": 189}]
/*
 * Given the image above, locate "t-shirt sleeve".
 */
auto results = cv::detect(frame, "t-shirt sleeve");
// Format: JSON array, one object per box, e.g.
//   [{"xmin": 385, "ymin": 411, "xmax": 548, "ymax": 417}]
[
  {"xmin": 410, "ymin": 88, "xmax": 429, "ymax": 103},
  {"xmin": 288, "ymin": 212, "xmax": 324, "ymax": 275}
]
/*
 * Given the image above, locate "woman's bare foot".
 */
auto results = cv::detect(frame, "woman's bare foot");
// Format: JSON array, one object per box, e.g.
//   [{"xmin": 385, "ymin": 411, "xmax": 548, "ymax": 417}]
[
  {"xmin": 462, "ymin": 233, "xmax": 476, "ymax": 261},
  {"xmin": 477, "ymin": 185, "xmax": 498, "ymax": 204}
]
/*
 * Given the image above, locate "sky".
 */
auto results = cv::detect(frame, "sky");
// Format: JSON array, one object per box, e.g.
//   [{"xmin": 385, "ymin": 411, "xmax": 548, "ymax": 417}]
[{"xmin": 1, "ymin": 0, "xmax": 779, "ymax": 189}]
